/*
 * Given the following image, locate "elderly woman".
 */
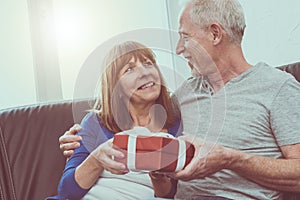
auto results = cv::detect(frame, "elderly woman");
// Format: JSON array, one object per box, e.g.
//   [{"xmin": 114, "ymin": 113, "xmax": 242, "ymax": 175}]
[{"xmin": 48, "ymin": 41, "xmax": 181, "ymax": 200}]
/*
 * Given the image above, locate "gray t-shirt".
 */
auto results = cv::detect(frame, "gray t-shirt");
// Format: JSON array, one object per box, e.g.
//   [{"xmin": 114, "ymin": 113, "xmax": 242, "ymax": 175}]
[{"xmin": 174, "ymin": 62, "xmax": 300, "ymax": 200}]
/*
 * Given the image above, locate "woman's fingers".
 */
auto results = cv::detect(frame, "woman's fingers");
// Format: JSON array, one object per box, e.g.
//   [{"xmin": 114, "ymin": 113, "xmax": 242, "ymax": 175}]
[{"xmin": 92, "ymin": 140, "xmax": 128, "ymax": 174}]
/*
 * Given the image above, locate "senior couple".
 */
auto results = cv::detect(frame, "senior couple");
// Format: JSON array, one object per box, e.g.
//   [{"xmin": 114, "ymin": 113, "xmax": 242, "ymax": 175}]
[{"xmin": 49, "ymin": 0, "xmax": 300, "ymax": 199}]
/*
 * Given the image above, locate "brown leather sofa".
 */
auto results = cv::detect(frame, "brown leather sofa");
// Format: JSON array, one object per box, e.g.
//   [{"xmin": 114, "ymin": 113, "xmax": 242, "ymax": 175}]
[{"xmin": 0, "ymin": 62, "xmax": 299, "ymax": 200}]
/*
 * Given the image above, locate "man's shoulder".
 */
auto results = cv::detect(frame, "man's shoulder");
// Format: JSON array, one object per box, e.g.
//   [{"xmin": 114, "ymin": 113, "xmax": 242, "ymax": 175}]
[
  {"xmin": 254, "ymin": 62, "xmax": 295, "ymax": 82},
  {"xmin": 174, "ymin": 76, "xmax": 202, "ymax": 94}
]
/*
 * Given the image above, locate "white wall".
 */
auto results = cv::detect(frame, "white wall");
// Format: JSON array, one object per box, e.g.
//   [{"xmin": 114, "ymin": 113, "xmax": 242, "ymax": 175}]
[
  {"xmin": 1, "ymin": 0, "xmax": 300, "ymax": 109},
  {"xmin": 53, "ymin": 0, "xmax": 171, "ymax": 100},
  {"xmin": 170, "ymin": 0, "xmax": 300, "ymax": 67},
  {"xmin": 239, "ymin": 0, "xmax": 300, "ymax": 66},
  {"xmin": 0, "ymin": 0, "xmax": 36, "ymax": 109}
]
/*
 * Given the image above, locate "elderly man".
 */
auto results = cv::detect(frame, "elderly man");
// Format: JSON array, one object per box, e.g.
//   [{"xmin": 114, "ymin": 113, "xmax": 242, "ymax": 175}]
[
  {"xmin": 171, "ymin": 0, "xmax": 300, "ymax": 199},
  {"xmin": 59, "ymin": 0, "xmax": 300, "ymax": 199}
]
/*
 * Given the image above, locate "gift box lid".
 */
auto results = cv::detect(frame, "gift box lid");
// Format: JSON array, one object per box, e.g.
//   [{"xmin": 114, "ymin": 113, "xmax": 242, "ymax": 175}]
[{"xmin": 113, "ymin": 134, "xmax": 181, "ymax": 153}]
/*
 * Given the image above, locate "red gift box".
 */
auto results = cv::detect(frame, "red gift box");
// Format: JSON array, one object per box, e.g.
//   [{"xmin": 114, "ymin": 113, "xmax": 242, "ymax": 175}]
[{"xmin": 113, "ymin": 134, "xmax": 195, "ymax": 172}]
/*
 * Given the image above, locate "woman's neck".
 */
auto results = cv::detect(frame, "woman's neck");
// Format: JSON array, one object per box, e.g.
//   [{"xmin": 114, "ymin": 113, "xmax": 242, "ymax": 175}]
[
  {"xmin": 129, "ymin": 103, "xmax": 152, "ymax": 126},
  {"xmin": 128, "ymin": 102, "xmax": 165, "ymax": 132}
]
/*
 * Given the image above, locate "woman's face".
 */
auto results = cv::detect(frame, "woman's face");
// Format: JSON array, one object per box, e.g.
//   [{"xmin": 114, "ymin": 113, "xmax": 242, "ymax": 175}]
[{"xmin": 117, "ymin": 56, "xmax": 161, "ymax": 105}]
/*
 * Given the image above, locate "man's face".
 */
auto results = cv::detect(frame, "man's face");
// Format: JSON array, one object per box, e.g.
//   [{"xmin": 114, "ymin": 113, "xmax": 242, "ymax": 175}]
[{"xmin": 176, "ymin": 5, "xmax": 216, "ymax": 77}]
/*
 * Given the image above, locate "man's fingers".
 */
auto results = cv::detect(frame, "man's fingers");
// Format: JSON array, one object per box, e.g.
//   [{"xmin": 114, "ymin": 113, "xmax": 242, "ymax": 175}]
[
  {"xmin": 60, "ymin": 142, "xmax": 80, "ymax": 151},
  {"xmin": 63, "ymin": 150, "xmax": 74, "ymax": 158},
  {"xmin": 68, "ymin": 124, "xmax": 82, "ymax": 134},
  {"xmin": 170, "ymin": 154, "xmax": 199, "ymax": 181},
  {"xmin": 172, "ymin": 166, "xmax": 192, "ymax": 181},
  {"xmin": 171, "ymin": 170, "xmax": 193, "ymax": 181},
  {"xmin": 59, "ymin": 135, "xmax": 82, "ymax": 144}
]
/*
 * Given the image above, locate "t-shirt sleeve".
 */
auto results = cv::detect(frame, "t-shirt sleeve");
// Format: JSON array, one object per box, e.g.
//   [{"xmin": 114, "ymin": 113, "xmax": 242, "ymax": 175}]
[{"xmin": 270, "ymin": 78, "xmax": 300, "ymax": 146}]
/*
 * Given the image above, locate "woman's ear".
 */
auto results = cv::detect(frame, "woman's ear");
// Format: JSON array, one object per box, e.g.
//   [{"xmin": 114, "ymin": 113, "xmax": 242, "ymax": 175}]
[{"xmin": 209, "ymin": 23, "xmax": 223, "ymax": 45}]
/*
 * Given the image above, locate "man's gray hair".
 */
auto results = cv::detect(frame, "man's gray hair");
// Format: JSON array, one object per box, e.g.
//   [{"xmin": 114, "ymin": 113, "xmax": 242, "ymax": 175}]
[{"xmin": 190, "ymin": 0, "xmax": 246, "ymax": 45}]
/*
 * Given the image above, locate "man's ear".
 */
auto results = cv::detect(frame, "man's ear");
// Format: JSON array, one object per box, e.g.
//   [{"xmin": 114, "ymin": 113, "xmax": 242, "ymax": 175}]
[{"xmin": 209, "ymin": 23, "xmax": 223, "ymax": 45}]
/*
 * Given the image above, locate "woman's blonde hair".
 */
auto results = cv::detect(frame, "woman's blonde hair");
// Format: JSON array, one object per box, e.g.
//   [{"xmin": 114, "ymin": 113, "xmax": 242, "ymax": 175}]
[{"xmin": 94, "ymin": 41, "xmax": 176, "ymax": 133}]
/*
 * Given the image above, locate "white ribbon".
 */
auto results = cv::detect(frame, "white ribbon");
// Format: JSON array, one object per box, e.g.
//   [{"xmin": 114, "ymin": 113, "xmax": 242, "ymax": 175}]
[
  {"xmin": 116, "ymin": 126, "xmax": 186, "ymax": 172},
  {"xmin": 119, "ymin": 126, "xmax": 175, "ymax": 138},
  {"xmin": 175, "ymin": 139, "xmax": 186, "ymax": 171},
  {"xmin": 127, "ymin": 135, "xmax": 137, "ymax": 170}
]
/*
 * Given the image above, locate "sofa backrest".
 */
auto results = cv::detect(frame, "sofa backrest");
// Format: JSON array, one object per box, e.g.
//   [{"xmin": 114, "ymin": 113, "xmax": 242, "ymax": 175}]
[
  {"xmin": 0, "ymin": 100, "xmax": 92, "ymax": 200},
  {"xmin": 277, "ymin": 62, "xmax": 300, "ymax": 82},
  {"xmin": 0, "ymin": 63, "xmax": 299, "ymax": 200},
  {"xmin": 277, "ymin": 62, "xmax": 300, "ymax": 200}
]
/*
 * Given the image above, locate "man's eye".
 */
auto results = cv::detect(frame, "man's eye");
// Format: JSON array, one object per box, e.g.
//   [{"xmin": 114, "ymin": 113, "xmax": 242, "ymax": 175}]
[
  {"xmin": 181, "ymin": 34, "xmax": 189, "ymax": 41},
  {"xmin": 183, "ymin": 36, "xmax": 189, "ymax": 41}
]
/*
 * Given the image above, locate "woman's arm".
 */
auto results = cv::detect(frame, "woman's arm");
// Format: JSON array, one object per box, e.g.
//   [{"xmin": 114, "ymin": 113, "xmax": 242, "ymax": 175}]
[
  {"xmin": 149, "ymin": 172, "xmax": 177, "ymax": 198},
  {"xmin": 75, "ymin": 139, "xmax": 127, "ymax": 189},
  {"xmin": 57, "ymin": 143, "xmax": 91, "ymax": 199}
]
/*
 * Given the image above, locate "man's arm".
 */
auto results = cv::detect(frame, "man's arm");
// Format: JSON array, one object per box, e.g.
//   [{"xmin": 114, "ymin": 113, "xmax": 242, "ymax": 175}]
[
  {"xmin": 172, "ymin": 135, "xmax": 300, "ymax": 192},
  {"xmin": 228, "ymin": 143, "xmax": 300, "ymax": 191}
]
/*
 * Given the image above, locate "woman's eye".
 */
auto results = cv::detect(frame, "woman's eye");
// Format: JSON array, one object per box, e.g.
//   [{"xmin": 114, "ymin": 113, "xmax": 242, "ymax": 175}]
[
  {"xmin": 124, "ymin": 67, "xmax": 133, "ymax": 73},
  {"xmin": 144, "ymin": 61, "xmax": 153, "ymax": 67}
]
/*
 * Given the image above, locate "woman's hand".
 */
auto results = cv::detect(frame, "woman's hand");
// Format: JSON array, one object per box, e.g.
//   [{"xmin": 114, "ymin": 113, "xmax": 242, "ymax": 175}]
[
  {"xmin": 91, "ymin": 139, "xmax": 129, "ymax": 175},
  {"xmin": 149, "ymin": 172, "xmax": 175, "ymax": 198}
]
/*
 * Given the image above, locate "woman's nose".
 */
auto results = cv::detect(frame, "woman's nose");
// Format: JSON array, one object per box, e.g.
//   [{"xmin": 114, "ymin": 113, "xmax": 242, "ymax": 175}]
[{"xmin": 137, "ymin": 65, "xmax": 150, "ymax": 78}]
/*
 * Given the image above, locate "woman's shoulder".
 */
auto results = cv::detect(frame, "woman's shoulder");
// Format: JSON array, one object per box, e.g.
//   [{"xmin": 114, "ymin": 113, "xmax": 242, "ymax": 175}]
[
  {"xmin": 168, "ymin": 118, "xmax": 183, "ymax": 137},
  {"xmin": 82, "ymin": 111, "xmax": 98, "ymax": 121},
  {"xmin": 78, "ymin": 111, "xmax": 114, "ymax": 146},
  {"xmin": 81, "ymin": 111, "xmax": 104, "ymax": 127},
  {"xmin": 78, "ymin": 111, "xmax": 107, "ymax": 135}
]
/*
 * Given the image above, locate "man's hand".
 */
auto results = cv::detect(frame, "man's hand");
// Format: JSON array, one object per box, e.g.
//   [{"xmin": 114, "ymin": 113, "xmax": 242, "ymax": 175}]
[
  {"xmin": 59, "ymin": 124, "xmax": 82, "ymax": 158},
  {"xmin": 171, "ymin": 134, "xmax": 234, "ymax": 181}
]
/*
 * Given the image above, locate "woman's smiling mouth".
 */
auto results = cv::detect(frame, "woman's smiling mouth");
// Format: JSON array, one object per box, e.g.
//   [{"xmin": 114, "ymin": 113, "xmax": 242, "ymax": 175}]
[{"xmin": 138, "ymin": 81, "xmax": 155, "ymax": 90}]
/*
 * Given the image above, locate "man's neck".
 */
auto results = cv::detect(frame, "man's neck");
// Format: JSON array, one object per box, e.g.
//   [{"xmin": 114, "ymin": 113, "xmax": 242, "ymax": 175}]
[{"xmin": 206, "ymin": 46, "xmax": 251, "ymax": 93}]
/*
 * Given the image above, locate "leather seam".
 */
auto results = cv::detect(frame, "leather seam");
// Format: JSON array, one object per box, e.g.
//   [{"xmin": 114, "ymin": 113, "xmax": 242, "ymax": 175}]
[{"xmin": 0, "ymin": 127, "xmax": 17, "ymax": 200}]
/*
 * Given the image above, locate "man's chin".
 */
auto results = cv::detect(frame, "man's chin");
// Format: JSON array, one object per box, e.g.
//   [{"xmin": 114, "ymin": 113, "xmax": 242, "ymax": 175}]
[
  {"xmin": 190, "ymin": 68, "xmax": 202, "ymax": 77},
  {"xmin": 187, "ymin": 61, "xmax": 202, "ymax": 77},
  {"xmin": 188, "ymin": 61, "xmax": 194, "ymax": 69}
]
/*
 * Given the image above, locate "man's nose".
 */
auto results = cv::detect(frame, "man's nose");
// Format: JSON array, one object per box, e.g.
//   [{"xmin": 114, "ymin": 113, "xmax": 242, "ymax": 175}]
[{"xmin": 176, "ymin": 38, "xmax": 184, "ymax": 55}]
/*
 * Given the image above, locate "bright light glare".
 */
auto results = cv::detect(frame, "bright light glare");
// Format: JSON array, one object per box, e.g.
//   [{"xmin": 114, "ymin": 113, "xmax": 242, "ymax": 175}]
[{"xmin": 54, "ymin": 9, "xmax": 86, "ymax": 48}]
